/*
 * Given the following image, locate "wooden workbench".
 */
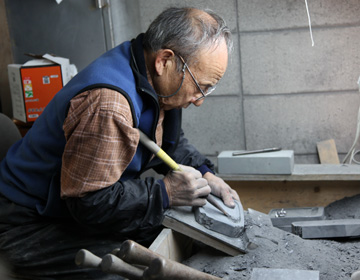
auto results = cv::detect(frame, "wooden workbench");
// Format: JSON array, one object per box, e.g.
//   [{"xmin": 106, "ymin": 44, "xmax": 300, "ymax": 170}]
[{"xmin": 219, "ymin": 164, "xmax": 360, "ymax": 213}]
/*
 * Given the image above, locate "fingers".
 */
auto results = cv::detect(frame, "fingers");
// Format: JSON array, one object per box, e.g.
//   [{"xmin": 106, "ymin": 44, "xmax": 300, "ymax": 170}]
[
  {"xmin": 203, "ymin": 172, "xmax": 241, "ymax": 208},
  {"xmin": 191, "ymin": 197, "xmax": 208, "ymax": 207},
  {"xmin": 163, "ymin": 170, "xmax": 211, "ymax": 207},
  {"xmin": 230, "ymin": 188, "xmax": 240, "ymax": 201},
  {"xmin": 219, "ymin": 186, "xmax": 243, "ymax": 208},
  {"xmin": 191, "ymin": 183, "xmax": 211, "ymax": 207},
  {"xmin": 221, "ymin": 190, "xmax": 236, "ymax": 208},
  {"xmin": 194, "ymin": 178, "xmax": 211, "ymax": 200}
]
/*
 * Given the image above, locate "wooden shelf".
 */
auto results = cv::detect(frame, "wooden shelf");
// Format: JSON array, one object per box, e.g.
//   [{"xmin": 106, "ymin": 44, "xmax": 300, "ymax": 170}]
[{"xmin": 218, "ymin": 164, "xmax": 360, "ymax": 182}]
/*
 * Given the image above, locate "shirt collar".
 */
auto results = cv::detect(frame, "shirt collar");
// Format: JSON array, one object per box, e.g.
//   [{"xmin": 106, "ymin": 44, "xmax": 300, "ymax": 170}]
[{"xmin": 130, "ymin": 33, "xmax": 155, "ymax": 95}]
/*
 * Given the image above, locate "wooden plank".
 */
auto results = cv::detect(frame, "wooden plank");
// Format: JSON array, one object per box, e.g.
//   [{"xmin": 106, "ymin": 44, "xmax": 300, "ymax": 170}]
[
  {"xmin": 316, "ymin": 139, "xmax": 340, "ymax": 164},
  {"xmin": 162, "ymin": 206, "xmax": 248, "ymax": 256},
  {"xmin": 227, "ymin": 180, "xmax": 360, "ymax": 213},
  {"xmin": 219, "ymin": 164, "xmax": 360, "ymax": 181},
  {"xmin": 149, "ymin": 228, "xmax": 193, "ymax": 262},
  {"xmin": 163, "ymin": 216, "xmax": 244, "ymax": 257}
]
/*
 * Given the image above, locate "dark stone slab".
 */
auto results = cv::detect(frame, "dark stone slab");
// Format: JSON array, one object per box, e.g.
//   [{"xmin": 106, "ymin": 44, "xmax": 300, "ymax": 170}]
[
  {"xmin": 251, "ymin": 268, "xmax": 319, "ymax": 280},
  {"xmin": 194, "ymin": 194, "xmax": 245, "ymax": 238}
]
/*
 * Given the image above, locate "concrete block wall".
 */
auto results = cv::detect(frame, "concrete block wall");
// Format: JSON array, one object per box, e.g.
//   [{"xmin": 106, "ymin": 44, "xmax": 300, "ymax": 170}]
[
  {"xmin": 4, "ymin": 0, "xmax": 359, "ymax": 169},
  {"xmin": 135, "ymin": 0, "xmax": 360, "ymax": 167}
]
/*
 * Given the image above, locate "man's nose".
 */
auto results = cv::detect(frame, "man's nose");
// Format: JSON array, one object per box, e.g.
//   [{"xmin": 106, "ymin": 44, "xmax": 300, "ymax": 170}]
[{"xmin": 191, "ymin": 97, "xmax": 205, "ymax": 106}]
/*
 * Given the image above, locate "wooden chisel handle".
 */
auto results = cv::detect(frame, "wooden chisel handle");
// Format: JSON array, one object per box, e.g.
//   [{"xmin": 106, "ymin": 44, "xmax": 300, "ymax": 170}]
[
  {"xmin": 101, "ymin": 254, "xmax": 144, "ymax": 280},
  {"xmin": 118, "ymin": 240, "xmax": 161, "ymax": 266},
  {"xmin": 119, "ymin": 240, "xmax": 221, "ymax": 280},
  {"xmin": 143, "ymin": 257, "xmax": 222, "ymax": 280},
  {"xmin": 75, "ymin": 249, "xmax": 102, "ymax": 268}
]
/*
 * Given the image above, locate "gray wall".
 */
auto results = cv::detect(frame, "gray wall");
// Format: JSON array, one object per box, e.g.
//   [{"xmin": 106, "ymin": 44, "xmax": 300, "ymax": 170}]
[
  {"xmin": 4, "ymin": 0, "xmax": 360, "ymax": 168},
  {"xmin": 132, "ymin": 0, "xmax": 360, "ymax": 166}
]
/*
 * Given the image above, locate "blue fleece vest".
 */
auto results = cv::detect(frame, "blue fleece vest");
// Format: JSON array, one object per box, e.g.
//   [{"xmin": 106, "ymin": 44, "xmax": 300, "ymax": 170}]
[{"xmin": 0, "ymin": 41, "xmax": 158, "ymax": 217}]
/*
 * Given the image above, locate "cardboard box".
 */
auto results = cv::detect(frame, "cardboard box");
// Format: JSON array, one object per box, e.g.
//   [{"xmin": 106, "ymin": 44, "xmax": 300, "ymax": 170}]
[
  {"xmin": 217, "ymin": 150, "xmax": 294, "ymax": 174},
  {"xmin": 8, "ymin": 54, "xmax": 77, "ymax": 123}
]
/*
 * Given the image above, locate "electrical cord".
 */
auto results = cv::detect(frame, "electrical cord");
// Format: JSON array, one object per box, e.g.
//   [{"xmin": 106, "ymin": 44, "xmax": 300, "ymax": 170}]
[
  {"xmin": 342, "ymin": 76, "xmax": 360, "ymax": 164},
  {"xmin": 351, "ymin": 150, "xmax": 360, "ymax": 165}
]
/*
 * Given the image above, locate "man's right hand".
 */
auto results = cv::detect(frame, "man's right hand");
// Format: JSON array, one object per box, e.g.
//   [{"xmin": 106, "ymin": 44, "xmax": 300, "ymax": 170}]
[{"xmin": 163, "ymin": 164, "xmax": 211, "ymax": 207}]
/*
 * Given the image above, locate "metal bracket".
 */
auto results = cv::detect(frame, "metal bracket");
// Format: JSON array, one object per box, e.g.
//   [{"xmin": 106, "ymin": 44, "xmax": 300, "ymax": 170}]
[
  {"xmin": 95, "ymin": 0, "xmax": 107, "ymax": 9},
  {"xmin": 275, "ymin": 208, "xmax": 287, "ymax": 218}
]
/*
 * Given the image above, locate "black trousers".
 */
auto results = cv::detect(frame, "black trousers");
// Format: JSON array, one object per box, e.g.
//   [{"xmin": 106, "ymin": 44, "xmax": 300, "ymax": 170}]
[{"xmin": 0, "ymin": 194, "xmax": 160, "ymax": 279}]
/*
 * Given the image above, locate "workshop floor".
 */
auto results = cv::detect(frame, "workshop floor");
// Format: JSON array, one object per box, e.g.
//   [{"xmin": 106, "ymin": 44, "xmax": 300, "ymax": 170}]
[{"xmin": 184, "ymin": 194, "xmax": 360, "ymax": 280}]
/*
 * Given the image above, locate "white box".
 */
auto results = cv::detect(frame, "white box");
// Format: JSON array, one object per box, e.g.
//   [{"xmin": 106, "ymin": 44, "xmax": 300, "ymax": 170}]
[
  {"xmin": 8, "ymin": 54, "xmax": 77, "ymax": 123},
  {"xmin": 217, "ymin": 150, "xmax": 294, "ymax": 175}
]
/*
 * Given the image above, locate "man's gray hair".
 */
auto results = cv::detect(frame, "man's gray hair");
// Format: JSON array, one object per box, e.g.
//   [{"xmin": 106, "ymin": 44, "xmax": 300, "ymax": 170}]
[{"xmin": 143, "ymin": 7, "xmax": 233, "ymax": 72}]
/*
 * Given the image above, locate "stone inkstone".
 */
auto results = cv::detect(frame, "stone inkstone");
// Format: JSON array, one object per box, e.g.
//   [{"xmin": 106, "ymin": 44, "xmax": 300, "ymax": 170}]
[{"xmin": 194, "ymin": 194, "xmax": 245, "ymax": 238}]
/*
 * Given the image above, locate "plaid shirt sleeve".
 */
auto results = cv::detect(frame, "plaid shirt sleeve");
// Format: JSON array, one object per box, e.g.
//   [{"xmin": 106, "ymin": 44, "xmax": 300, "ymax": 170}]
[{"xmin": 61, "ymin": 88, "xmax": 164, "ymax": 198}]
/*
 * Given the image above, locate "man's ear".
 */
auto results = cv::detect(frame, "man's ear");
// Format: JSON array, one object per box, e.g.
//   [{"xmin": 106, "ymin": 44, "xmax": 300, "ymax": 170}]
[{"xmin": 154, "ymin": 49, "xmax": 175, "ymax": 76}]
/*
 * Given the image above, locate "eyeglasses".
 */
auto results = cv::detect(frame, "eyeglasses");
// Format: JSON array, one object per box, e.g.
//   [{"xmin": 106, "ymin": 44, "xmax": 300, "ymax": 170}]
[{"xmin": 177, "ymin": 54, "xmax": 216, "ymax": 102}]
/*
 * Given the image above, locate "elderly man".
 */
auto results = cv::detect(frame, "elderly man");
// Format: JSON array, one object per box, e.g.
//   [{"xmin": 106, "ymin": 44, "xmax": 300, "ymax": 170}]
[{"xmin": 0, "ymin": 6, "xmax": 239, "ymax": 279}]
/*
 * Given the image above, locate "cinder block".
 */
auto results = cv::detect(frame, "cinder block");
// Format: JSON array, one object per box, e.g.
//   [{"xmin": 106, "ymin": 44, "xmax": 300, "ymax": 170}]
[
  {"xmin": 292, "ymin": 219, "xmax": 360, "ymax": 239},
  {"xmin": 238, "ymin": 1, "xmax": 360, "ymax": 32},
  {"xmin": 183, "ymin": 97, "xmax": 244, "ymax": 157},
  {"xmin": 241, "ymin": 27, "xmax": 360, "ymax": 95},
  {"xmin": 217, "ymin": 150, "xmax": 294, "ymax": 174},
  {"xmin": 269, "ymin": 207, "xmax": 325, "ymax": 232},
  {"xmin": 243, "ymin": 93, "xmax": 360, "ymax": 154},
  {"xmin": 251, "ymin": 268, "xmax": 319, "ymax": 280}
]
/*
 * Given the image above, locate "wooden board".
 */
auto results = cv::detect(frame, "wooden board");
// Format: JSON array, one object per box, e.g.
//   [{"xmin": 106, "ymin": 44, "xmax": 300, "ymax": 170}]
[
  {"xmin": 162, "ymin": 206, "xmax": 248, "ymax": 256},
  {"xmin": 149, "ymin": 228, "xmax": 193, "ymax": 262},
  {"xmin": 227, "ymin": 180, "xmax": 360, "ymax": 213},
  {"xmin": 316, "ymin": 139, "xmax": 340, "ymax": 164},
  {"xmin": 219, "ymin": 164, "xmax": 360, "ymax": 181}
]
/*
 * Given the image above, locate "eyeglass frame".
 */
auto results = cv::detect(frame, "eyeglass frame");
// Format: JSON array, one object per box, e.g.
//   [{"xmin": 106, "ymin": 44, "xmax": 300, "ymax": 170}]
[{"xmin": 176, "ymin": 54, "xmax": 216, "ymax": 102}]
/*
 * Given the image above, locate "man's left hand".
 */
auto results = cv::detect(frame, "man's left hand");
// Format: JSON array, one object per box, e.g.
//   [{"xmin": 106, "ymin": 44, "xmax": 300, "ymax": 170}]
[{"xmin": 203, "ymin": 172, "xmax": 240, "ymax": 208}]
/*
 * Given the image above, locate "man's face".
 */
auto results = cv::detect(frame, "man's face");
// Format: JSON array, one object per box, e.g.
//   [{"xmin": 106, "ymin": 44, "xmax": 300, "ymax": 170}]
[{"xmin": 158, "ymin": 39, "xmax": 229, "ymax": 110}]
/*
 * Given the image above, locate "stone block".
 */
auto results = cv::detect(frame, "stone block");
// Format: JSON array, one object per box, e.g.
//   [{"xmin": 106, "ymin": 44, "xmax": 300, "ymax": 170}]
[
  {"xmin": 217, "ymin": 150, "xmax": 294, "ymax": 174},
  {"xmin": 194, "ymin": 194, "xmax": 245, "ymax": 238},
  {"xmin": 292, "ymin": 219, "xmax": 360, "ymax": 239},
  {"xmin": 269, "ymin": 207, "xmax": 325, "ymax": 232},
  {"xmin": 251, "ymin": 268, "xmax": 319, "ymax": 280}
]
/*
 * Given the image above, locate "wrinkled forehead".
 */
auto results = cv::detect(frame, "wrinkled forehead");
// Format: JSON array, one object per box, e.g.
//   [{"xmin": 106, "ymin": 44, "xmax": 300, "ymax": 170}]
[{"xmin": 194, "ymin": 39, "xmax": 229, "ymax": 78}]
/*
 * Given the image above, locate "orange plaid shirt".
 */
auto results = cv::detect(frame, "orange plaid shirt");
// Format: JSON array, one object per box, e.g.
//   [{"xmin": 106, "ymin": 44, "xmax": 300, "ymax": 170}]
[{"xmin": 61, "ymin": 88, "xmax": 164, "ymax": 198}]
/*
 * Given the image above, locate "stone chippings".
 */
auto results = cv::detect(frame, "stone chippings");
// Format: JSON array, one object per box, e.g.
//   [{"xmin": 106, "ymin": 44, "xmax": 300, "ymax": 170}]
[{"xmin": 183, "ymin": 195, "xmax": 360, "ymax": 280}]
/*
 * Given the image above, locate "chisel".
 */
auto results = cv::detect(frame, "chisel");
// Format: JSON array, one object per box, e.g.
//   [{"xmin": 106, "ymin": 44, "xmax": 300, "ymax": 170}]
[
  {"xmin": 232, "ymin": 147, "xmax": 281, "ymax": 156},
  {"xmin": 138, "ymin": 130, "xmax": 230, "ymax": 218}
]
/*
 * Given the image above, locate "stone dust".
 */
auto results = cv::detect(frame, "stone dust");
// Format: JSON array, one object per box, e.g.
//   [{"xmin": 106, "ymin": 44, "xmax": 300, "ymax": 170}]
[{"xmin": 183, "ymin": 194, "xmax": 360, "ymax": 280}]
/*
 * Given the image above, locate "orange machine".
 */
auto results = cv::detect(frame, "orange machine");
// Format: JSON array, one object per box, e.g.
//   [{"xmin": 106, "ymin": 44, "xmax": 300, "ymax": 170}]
[
  {"xmin": 8, "ymin": 54, "xmax": 75, "ymax": 123},
  {"xmin": 20, "ymin": 65, "xmax": 63, "ymax": 122}
]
